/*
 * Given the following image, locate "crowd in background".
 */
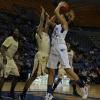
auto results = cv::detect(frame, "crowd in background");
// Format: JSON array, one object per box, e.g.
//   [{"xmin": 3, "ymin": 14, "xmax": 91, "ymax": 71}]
[{"xmin": 0, "ymin": 12, "xmax": 100, "ymax": 83}]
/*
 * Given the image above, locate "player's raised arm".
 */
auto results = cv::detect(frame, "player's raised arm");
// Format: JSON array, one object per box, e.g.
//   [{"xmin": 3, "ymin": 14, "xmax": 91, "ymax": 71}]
[
  {"xmin": 54, "ymin": 2, "xmax": 68, "ymax": 31},
  {"xmin": 48, "ymin": 15, "xmax": 56, "ymax": 28},
  {"xmin": 45, "ymin": 12, "xmax": 50, "ymax": 33},
  {"xmin": 38, "ymin": 6, "xmax": 45, "ymax": 34}
]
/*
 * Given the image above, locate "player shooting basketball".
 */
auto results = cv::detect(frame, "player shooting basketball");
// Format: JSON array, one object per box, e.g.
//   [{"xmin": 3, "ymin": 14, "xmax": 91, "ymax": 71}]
[{"xmin": 45, "ymin": 1, "xmax": 88, "ymax": 100}]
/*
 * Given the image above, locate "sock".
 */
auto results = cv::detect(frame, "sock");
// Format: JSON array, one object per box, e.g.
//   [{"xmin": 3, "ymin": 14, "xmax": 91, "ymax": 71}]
[
  {"xmin": 52, "ymin": 78, "xmax": 62, "ymax": 92},
  {"xmin": 72, "ymin": 84, "xmax": 76, "ymax": 92},
  {"xmin": 21, "ymin": 70, "xmax": 38, "ymax": 97},
  {"xmin": 47, "ymin": 85, "xmax": 53, "ymax": 94},
  {"xmin": 69, "ymin": 80, "xmax": 73, "ymax": 84}
]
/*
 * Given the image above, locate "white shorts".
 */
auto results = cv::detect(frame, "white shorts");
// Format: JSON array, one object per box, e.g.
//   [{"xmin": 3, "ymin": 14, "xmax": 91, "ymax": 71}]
[
  {"xmin": 32, "ymin": 51, "xmax": 49, "ymax": 76},
  {"xmin": 47, "ymin": 44, "xmax": 71, "ymax": 69},
  {"xmin": 3, "ymin": 57, "xmax": 19, "ymax": 78}
]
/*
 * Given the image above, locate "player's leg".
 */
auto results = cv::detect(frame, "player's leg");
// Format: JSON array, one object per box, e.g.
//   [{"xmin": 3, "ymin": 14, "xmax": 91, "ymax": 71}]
[
  {"xmin": 41, "ymin": 58, "xmax": 47, "ymax": 75},
  {"xmin": 52, "ymin": 70, "xmax": 80, "ymax": 95},
  {"xmin": 19, "ymin": 68, "xmax": 38, "ymax": 100},
  {"xmin": 19, "ymin": 69, "xmax": 38, "ymax": 100},
  {"xmin": 9, "ymin": 75, "xmax": 19, "ymax": 99},
  {"xmin": 60, "ymin": 49, "xmax": 88, "ymax": 99},
  {"xmin": 52, "ymin": 68, "xmax": 79, "ymax": 95},
  {"xmin": 0, "ymin": 77, "xmax": 5, "ymax": 98},
  {"xmin": 45, "ymin": 68, "xmax": 55, "ymax": 100},
  {"xmin": 0, "ymin": 65, "xmax": 11, "ymax": 98},
  {"xmin": 0, "ymin": 66, "xmax": 5, "ymax": 97},
  {"xmin": 64, "ymin": 68, "xmax": 88, "ymax": 98},
  {"xmin": 64, "ymin": 67, "xmax": 88, "ymax": 99},
  {"xmin": 65, "ymin": 61, "xmax": 88, "ymax": 99},
  {"xmin": 70, "ymin": 80, "xmax": 80, "ymax": 96},
  {"xmin": 70, "ymin": 68, "xmax": 80, "ymax": 96},
  {"xmin": 37, "ymin": 53, "xmax": 48, "ymax": 76},
  {"xmin": 45, "ymin": 52, "xmax": 59, "ymax": 100},
  {"xmin": 65, "ymin": 68, "xmax": 80, "ymax": 96},
  {"xmin": 19, "ymin": 54, "xmax": 39, "ymax": 100},
  {"xmin": 8, "ymin": 60, "xmax": 20, "ymax": 99},
  {"xmin": 37, "ymin": 63, "xmax": 42, "ymax": 76},
  {"xmin": 52, "ymin": 67, "xmax": 64, "ymax": 92},
  {"xmin": 52, "ymin": 77, "xmax": 62, "ymax": 92}
]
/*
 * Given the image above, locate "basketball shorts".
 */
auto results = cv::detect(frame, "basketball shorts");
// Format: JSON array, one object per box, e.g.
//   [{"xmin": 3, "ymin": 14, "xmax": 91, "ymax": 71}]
[
  {"xmin": 3, "ymin": 57, "xmax": 19, "ymax": 78},
  {"xmin": 47, "ymin": 44, "xmax": 71, "ymax": 69}
]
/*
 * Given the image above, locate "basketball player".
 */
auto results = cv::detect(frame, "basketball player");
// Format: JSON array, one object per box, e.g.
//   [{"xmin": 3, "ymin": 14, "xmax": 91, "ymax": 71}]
[
  {"xmin": 52, "ymin": 42, "xmax": 80, "ymax": 96},
  {"xmin": 19, "ymin": 6, "xmax": 50, "ymax": 100},
  {"xmin": 45, "ymin": 1, "xmax": 88, "ymax": 100},
  {"xmin": 0, "ymin": 28, "xmax": 20, "ymax": 99}
]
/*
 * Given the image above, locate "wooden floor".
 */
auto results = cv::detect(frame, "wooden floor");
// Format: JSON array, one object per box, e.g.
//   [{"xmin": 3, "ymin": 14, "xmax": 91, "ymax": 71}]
[{"xmin": 2, "ymin": 82, "xmax": 100, "ymax": 100}]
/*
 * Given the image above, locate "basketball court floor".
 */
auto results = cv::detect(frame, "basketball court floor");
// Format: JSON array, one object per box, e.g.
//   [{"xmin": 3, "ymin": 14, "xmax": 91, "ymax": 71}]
[{"xmin": 1, "ymin": 75, "xmax": 100, "ymax": 100}]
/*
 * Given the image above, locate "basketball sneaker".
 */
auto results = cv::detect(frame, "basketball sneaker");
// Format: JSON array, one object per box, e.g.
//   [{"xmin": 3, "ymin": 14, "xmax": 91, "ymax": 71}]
[
  {"xmin": 81, "ymin": 85, "xmax": 88, "ymax": 99},
  {"xmin": 45, "ymin": 93, "xmax": 53, "ymax": 100}
]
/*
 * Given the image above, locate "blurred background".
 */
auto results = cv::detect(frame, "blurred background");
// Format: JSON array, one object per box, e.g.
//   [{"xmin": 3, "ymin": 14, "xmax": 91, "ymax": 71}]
[{"xmin": 0, "ymin": 0, "xmax": 100, "ymax": 84}]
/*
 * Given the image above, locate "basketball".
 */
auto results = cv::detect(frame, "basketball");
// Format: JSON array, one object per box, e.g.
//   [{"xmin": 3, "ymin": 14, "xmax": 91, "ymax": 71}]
[{"xmin": 60, "ymin": 2, "xmax": 69, "ymax": 14}]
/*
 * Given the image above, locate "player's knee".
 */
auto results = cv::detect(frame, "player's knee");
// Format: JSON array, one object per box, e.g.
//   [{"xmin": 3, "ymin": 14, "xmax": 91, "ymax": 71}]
[
  {"xmin": 48, "ymin": 68, "xmax": 55, "ymax": 75},
  {"xmin": 64, "ymin": 68, "xmax": 71, "ymax": 73}
]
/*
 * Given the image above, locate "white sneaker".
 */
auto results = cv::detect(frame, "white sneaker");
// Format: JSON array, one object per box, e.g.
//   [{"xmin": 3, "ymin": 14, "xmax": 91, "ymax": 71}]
[
  {"xmin": 45, "ymin": 93, "xmax": 53, "ymax": 100},
  {"xmin": 81, "ymin": 86, "xmax": 88, "ymax": 99}
]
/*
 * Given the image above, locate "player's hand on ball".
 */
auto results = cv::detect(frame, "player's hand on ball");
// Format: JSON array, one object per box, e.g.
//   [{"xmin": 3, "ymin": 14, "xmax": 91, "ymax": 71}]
[{"xmin": 59, "ymin": 2, "xmax": 70, "ymax": 14}]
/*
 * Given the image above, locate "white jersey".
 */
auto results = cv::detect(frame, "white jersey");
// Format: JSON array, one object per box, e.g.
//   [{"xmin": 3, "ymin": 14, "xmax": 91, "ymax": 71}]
[
  {"xmin": 3, "ymin": 36, "xmax": 18, "ymax": 59},
  {"xmin": 35, "ymin": 32, "xmax": 50, "ymax": 54},
  {"xmin": 68, "ymin": 50, "xmax": 74, "ymax": 67},
  {"xmin": 51, "ymin": 24, "xmax": 68, "ymax": 45}
]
